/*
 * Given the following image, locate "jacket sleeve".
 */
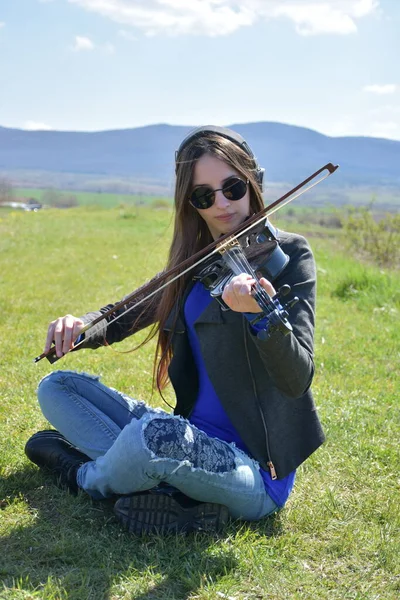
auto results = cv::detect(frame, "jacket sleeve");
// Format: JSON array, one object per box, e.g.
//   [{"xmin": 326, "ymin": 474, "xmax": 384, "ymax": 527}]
[
  {"xmin": 247, "ymin": 233, "xmax": 316, "ymax": 398},
  {"xmin": 77, "ymin": 273, "xmax": 162, "ymax": 349}
]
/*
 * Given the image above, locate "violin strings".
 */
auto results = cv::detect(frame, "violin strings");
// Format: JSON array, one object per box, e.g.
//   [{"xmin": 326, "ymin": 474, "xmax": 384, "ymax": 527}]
[{"xmin": 222, "ymin": 246, "xmax": 273, "ymax": 315}]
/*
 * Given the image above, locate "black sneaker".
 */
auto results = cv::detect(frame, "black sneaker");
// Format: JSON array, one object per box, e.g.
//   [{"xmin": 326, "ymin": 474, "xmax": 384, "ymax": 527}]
[
  {"xmin": 114, "ymin": 487, "xmax": 230, "ymax": 535},
  {"xmin": 25, "ymin": 430, "xmax": 91, "ymax": 494}
]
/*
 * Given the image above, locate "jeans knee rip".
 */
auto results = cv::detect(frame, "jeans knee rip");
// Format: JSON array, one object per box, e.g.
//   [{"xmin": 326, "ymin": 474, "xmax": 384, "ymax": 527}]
[{"xmin": 142, "ymin": 415, "xmax": 236, "ymax": 474}]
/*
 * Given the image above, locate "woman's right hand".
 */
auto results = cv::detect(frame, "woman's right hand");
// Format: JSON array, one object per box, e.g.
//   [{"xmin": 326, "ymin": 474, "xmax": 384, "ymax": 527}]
[{"xmin": 44, "ymin": 315, "xmax": 85, "ymax": 358}]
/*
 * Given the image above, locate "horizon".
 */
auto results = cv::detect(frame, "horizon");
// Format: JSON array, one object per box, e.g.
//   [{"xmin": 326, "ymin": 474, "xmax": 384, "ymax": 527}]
[{"xmin": 1, "ymin": 120, "xmax": 400, "ymax": 144}]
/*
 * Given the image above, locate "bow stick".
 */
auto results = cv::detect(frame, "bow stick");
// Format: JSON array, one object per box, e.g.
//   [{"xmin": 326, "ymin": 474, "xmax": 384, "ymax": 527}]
[{"xmin": 34, "ymin": 162, "xmax": 339, "ymax": 364}]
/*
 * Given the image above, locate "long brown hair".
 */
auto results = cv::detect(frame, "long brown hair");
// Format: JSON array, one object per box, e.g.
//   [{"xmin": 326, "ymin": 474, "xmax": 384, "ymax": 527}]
[{"xmin": 154, "ymin": 131, "xmax": 265, "ymax": 391}]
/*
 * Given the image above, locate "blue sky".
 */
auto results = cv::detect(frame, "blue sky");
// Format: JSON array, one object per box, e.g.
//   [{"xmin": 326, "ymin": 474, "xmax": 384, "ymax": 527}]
[{"xmin": 1, "ymin": 0, "xmax": 399, "ymax": 139}]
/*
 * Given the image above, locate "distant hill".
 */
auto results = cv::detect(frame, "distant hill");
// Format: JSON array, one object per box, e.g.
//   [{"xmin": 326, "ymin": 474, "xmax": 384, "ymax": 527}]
[{"xmin": 1, "ymin": 122, "xmax": 400, "ymax": 190}]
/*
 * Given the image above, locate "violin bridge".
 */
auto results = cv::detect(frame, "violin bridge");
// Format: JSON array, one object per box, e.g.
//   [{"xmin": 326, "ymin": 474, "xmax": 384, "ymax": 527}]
[{"xmin": 217, "ymin": 236, "xmax": 240, "ymax": 254}]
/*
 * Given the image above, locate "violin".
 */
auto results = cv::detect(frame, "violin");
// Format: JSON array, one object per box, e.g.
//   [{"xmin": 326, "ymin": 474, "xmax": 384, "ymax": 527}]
[
  {"xmin": 34, "ymin": 162, "xmax": 339, "ymax": 363},
  {"xmin": 194, "ymin": 217, "xmax": 298, "ymax": 339}
]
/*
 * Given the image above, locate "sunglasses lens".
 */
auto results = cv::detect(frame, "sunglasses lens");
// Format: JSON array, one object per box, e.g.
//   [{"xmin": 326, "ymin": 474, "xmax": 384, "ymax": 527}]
[
  {"xmin": 190, "ymin": 186, "xmax": 214, "ymax": 209},
  {"xmin": 222, "ymin": 178, "xmax": 248, "ymax": 201}
]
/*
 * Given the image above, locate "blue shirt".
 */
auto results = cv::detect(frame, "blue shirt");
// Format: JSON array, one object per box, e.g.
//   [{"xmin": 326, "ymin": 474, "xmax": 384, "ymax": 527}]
[{"xmin": 184, "ymin": 280, "xmax": 295, "ymax": 507}]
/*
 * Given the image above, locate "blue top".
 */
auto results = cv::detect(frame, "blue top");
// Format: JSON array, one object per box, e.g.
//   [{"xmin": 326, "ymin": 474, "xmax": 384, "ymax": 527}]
[{"xmin": 184, "ymin": 280, "xmax": 295, "ymax": 507}]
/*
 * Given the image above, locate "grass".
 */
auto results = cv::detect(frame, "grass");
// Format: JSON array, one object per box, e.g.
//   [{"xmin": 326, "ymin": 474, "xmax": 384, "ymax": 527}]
[{"xmin": 0, "ymin": 206, "xmax": 399, "ymax": 599}]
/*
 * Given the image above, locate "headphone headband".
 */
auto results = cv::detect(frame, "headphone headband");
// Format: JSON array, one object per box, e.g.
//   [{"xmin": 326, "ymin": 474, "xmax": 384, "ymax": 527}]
[{"xmin": 175, "ymin": 125, "xmax": 264, "ymax": 191}]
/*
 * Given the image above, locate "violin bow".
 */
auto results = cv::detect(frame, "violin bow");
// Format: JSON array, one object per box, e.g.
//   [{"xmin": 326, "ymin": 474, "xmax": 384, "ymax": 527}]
[{"xmin": 34, "ymin": 162, "xmax": 339, "ymax": 364}]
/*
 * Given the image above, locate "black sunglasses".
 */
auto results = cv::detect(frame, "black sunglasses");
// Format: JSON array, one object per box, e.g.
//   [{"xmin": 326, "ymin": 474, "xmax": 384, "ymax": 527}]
[{"xmin": 189, "ymin": 177, "xmax": 249, "ymax": 210}]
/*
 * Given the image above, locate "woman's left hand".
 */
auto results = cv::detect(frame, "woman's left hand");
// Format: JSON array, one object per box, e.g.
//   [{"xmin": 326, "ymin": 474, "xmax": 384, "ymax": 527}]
[{"xmin": 222, "ymin": 273, "xmax": 276, "ymax": 313}]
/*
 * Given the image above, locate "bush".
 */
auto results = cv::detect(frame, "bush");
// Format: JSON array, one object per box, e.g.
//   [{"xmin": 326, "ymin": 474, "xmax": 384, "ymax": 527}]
[
  {"xmin": 41, "ymin": 189, "xmax": 78, "ymax": 208},
  {"xmin": 118, "ymin": 203, "xmax": 137, "ymax": 219},
  {"xmin": 340, "ymin": 207, "xmax": 400, "ymax": 267},
  {"xmin": 151, "ymin": 198, "xmax": 171, "ymax": 209}
]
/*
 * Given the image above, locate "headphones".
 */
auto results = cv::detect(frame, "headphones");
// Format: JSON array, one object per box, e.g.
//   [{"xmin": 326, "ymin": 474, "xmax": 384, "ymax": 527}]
[{"xmin": 175, "ymin": 125, "xmax": 265, "ymax": 191}]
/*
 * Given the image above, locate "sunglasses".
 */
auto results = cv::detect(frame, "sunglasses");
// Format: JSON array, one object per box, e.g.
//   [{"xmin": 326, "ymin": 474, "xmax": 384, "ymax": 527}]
[{"xmin": 189, "ymin": 177, "xmax": 249, "ymax": 210}]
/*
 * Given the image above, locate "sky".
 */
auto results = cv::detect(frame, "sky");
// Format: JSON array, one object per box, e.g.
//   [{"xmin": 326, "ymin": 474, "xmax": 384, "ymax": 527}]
[{"xmin": 0, "ymin": 0, "xmax": 399, "ymax": 140}]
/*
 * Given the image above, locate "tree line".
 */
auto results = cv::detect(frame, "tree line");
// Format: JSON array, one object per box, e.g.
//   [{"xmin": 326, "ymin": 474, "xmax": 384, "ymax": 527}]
[{"xmin": 0, "ymin": 178, "xmax": 78, "ymax": 208}]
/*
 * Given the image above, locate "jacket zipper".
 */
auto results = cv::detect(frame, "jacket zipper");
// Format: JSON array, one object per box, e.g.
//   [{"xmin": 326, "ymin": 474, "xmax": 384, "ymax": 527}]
[{"xmin": 243, "ymin": 320, "xmax": 278, "ymax": 480}]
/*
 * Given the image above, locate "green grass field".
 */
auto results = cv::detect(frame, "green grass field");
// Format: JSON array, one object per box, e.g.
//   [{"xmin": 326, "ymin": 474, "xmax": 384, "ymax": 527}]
[{"xmin": 0, "ymin": 206, "xmax": 399, "ymax": 599}]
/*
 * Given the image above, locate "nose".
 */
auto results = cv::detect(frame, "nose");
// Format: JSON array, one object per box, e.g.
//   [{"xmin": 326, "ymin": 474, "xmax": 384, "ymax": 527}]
[{"xmin": 213, "ymin": 189, "xmax": 231, "ymax": 209}]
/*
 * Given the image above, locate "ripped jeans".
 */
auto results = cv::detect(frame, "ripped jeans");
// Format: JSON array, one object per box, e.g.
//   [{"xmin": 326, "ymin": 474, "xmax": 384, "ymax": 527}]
[{"xmin": 37, "ymin": 370, "xmax": 278, "ymax": 520}]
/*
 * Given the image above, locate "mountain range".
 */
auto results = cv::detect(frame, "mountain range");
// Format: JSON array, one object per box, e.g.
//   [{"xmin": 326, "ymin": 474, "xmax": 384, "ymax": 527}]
[{"xmin": 1, "ymin": 122, "xmax": 400, "ymax": 191}]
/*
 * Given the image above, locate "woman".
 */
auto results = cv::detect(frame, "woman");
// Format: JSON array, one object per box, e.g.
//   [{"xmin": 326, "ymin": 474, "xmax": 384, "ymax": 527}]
[{"xmin": 25, "ymin": 126, "xmax": 325, "ymax": 535}]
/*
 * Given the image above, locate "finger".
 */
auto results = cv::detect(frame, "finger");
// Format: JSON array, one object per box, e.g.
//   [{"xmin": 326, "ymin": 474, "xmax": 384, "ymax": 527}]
[
  {"xmin": 232, "ymin": 279, "xmax": 255, "ymax": 299},
  {"xmin": 229, "ymin": 274, "xmax": 254, "ymax": 292},
  {"xmin": 71, "ymin": 320, "xmax": 84, "ymax": 348},
  {"xmin": 53, "ymin": 319, "xmax": 65, "ymax": 357},
  {"xmin": 44, "ymin": 321, "xmax": 57, "ymax": 354},
  {"xmin": 230, "ymin": 273, "xmax": 254, "ymax": 286},
  {"xmin": 62, "ymin": 315, "xmax": 76, "ymax": 354},
  {"xmin": 259, "ymin": 277, "xmax": 276, "ymax": 297}
]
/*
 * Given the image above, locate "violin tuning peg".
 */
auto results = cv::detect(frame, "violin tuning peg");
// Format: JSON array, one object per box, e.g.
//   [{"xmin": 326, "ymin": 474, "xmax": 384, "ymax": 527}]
[
  {"xmin": 285, "ymin": 296, "xmax": 299, "ymax": 310},
  {"xmin": 273, "ymin": 284, "xmax": 291, "ymax": 301},
  {"xmin": 279, "ymin": 284, "xmax": 291, "ymax": 297}
]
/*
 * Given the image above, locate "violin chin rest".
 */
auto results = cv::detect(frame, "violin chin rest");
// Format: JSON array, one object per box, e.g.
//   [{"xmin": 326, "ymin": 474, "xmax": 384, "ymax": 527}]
[{"xmin": 256, "ymin": 244, "xmax": 289, "ymax": 282}]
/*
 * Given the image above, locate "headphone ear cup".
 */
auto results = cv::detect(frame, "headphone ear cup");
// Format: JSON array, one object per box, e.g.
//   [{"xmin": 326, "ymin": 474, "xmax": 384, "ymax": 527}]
[{"xmin": 256, "ymin": 167, "xmax": 265, "ymax": 192}]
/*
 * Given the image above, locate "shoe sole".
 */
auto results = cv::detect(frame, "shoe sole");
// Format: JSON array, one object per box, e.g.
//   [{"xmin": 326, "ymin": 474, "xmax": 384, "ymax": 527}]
[{"xmin": 114, "ymin": 493, "xmax": 229, "ymax": 535}]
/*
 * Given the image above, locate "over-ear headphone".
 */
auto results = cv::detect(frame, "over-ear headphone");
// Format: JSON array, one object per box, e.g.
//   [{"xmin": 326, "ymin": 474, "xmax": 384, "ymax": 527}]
[{"xmin": 175, "ymin": 125, "xmax": 265, "ymax": 191}]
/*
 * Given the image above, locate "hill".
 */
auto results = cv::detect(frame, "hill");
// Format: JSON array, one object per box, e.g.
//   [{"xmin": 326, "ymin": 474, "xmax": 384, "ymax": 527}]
[{"xmin": 1, "ymin": 122, "xmax": 400, "ymax": 192}]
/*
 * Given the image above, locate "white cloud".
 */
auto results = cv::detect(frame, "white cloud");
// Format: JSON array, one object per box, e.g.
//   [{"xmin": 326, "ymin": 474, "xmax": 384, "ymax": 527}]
[
  {"xmin": 263, "ymin": 0, "xmax": 380, "ymax": 36},
  {"xmin": 70, "ymin": 35, "xmax": 115, "ymax": 54},
  {"xmin": 72, "ymin": 35, "xmax": 95, "ymax": 51},
  {"xmin": 269, "ymin": 3, "xmax": 356, "ymax": 36},
  {"xmin": 0, "ymin": 22, "xmax": 5, "ymax": 28},
  {"xmin": 68, "ymin": 0, "xmax": 379, "ymax": 37},
  {"xmin": 363, "ymin": 84, "xmax": 398, "ymax": 94},
  {"xmin": 69, "ymin": 0, "xmax": 252, "ymax": 37},
  {"xmin": 23, "ymin": 121, "xmax": 53, "ymax": 131}
]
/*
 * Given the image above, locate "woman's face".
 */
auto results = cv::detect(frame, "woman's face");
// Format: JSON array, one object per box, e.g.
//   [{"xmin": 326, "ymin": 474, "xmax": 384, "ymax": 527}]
[{"xmin": 191, "ymin": 154, "xmax": 251, "ymax": 240}]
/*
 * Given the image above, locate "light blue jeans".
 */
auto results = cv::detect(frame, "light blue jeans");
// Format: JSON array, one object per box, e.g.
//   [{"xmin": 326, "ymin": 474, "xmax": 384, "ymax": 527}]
[{"xmin": 37, "ymin": 370, "xmax": 278, "ymax": 520}]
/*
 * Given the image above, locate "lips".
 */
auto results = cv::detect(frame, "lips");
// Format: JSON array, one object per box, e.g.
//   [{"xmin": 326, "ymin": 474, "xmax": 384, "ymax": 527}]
[{"xmin": 215, "ymin": 213, "xmax": 235, "ymax": 221}]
